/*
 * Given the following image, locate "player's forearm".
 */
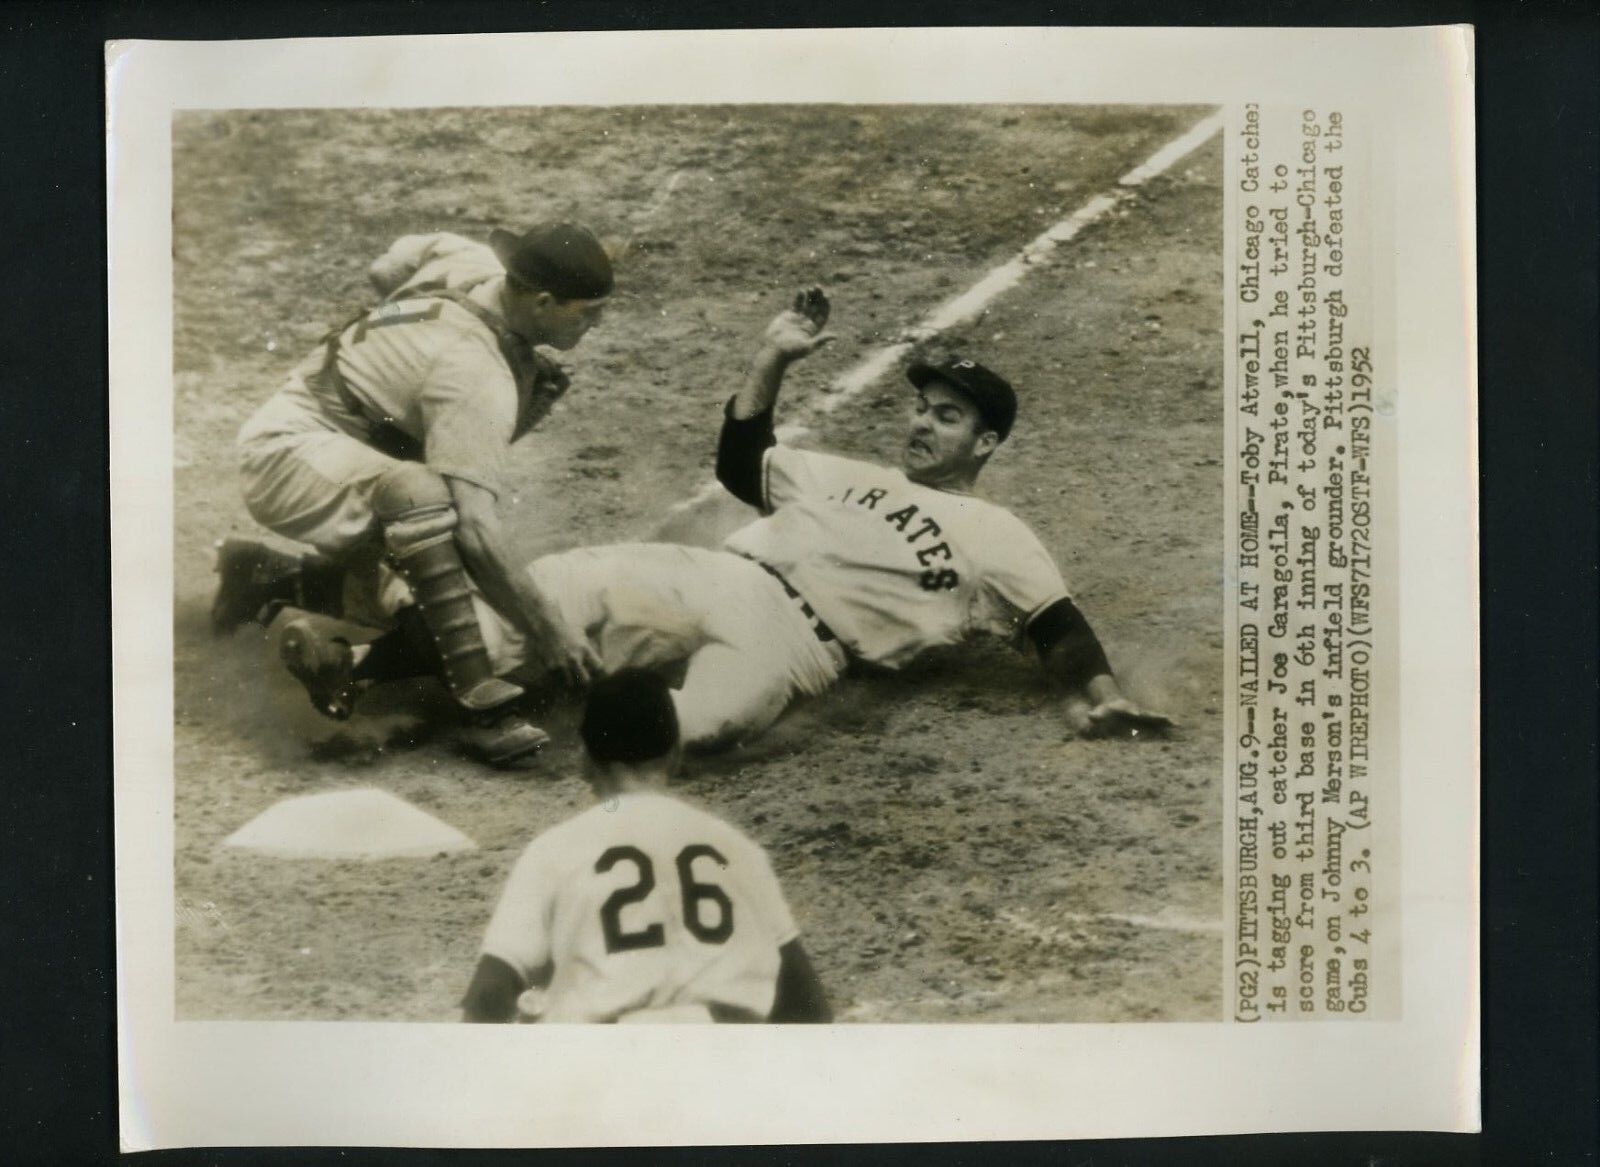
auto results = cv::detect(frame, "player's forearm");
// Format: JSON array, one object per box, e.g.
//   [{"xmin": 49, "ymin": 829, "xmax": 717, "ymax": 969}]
[
  {"xmin": 716, "ymin": 396, "xmax": 776, "ymax": 508},
  {"xmin": 1043, "ymin": 636, "xmax": 1118, "ymax": 696},
  {"xmin": 729, "ymin": 345, "xmax": 793, "ymax": 420},
  {"xmin": 489, "ymin": 568, "xmax": 567, "ymax": 652},
  {"xmin": 1034, "ymin": 601, "xmax": 1173, "ymax": 736},
  {"xmin": 1030, "ymin": 598, "xmax": 1116, "ymax": 695},
  {"xmin": 1082, "ymin": 671, "xmax": 1123, "ymax": 705},
  {"xmin": 454, "ymin": 517, "xmax": 562, "ymax": 644}
]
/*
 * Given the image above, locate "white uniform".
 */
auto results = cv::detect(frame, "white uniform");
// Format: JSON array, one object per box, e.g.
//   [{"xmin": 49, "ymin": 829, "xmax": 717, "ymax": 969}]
[
  {"xmin": 480, "ymin": 790, "xmax": 799, "ymax": 1023},
  {"xmin": 480, "ymin": 445, "xmax": 1070, "ymax": 747},
  {"xmin": 727, "ymin": 445, "xmax": 1070, "ymax": 667}
]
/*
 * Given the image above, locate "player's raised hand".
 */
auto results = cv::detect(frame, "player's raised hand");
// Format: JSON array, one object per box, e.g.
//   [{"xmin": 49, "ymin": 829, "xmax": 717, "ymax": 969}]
[{"xmin": 761, "ymin": 286, "xmax": 837, "ymax": 362}]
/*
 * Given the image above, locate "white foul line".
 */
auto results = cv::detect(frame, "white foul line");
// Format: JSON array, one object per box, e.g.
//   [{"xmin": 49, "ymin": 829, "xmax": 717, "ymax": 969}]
[
  {"xmin": 999, "ymin": 907, "xmax": 1224, "ymax": 943},
  {"xmin": 665, "ymin": 112, "xmax": 1224, "ymax": 515}
]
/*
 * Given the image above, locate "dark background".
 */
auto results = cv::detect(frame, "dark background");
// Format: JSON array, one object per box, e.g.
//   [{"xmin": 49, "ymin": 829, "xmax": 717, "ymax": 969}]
[{"xmin": 2, "ymin": 1, "xmax": 1594, "ymax": 1163}]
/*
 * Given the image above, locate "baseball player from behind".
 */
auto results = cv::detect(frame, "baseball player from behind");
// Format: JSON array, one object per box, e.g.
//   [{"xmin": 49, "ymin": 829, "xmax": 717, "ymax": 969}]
[
  {"xmin": 211, "ymin": 225, "xmax": 612, "ymax": 766},
  {"xmin": 461, "ymin": 669, "xmax": 831, "ymax": 1024},
  {"xmin": 305, "ymin": 287, "xmax": 1170, "ymax": 751}
]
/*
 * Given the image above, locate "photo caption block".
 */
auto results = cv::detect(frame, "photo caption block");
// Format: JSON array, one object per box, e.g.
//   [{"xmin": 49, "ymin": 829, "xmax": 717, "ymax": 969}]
[{"xmin": 1224, "ymin": 104, "xmax": 1399, "ymax": 1022}]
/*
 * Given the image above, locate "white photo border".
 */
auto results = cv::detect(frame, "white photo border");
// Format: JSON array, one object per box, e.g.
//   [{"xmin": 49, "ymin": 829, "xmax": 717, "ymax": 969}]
[{"xmin": 110, "ymin": 26, "xmax": 1478, "ymax": 1149}]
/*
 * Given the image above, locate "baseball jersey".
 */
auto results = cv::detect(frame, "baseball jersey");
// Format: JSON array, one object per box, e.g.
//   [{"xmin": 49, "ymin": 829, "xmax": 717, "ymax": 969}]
[
  {"xmin": 367, "ymin": 231, "xmax": 504, "ymax": 298},
  {"xmin": 240, "ymin": 233, "xmax": 550, "ymax": 499},
  {"xmin": 480, "ymin": 790, "xmax": 799, "ymax": 1023},
  {"xmin": 722, "ymin": 446, "xmax": 1070, "ymax": 668}
]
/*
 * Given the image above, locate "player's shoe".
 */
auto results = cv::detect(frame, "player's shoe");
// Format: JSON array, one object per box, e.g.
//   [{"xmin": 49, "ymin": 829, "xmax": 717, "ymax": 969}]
[
  {"xmin": 456, "ymin": 708, "xmax": 551, "ymax": 770},
  {"xmin": 211, "ymin": 538, "xmax": 303, "ymax": 637},
  {"xmin": 278, "ymin": 617, "xmax": 360, "ymax": 720}
]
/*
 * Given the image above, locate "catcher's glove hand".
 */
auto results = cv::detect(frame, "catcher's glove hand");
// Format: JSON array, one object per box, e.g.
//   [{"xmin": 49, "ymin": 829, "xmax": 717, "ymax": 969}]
[{"xmin": 529, "ymin": 350, "xmax": 571, "ymax": 397}]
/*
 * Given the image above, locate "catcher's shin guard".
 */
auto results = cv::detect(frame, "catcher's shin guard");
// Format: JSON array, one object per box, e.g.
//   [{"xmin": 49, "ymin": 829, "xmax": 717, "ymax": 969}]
[{"xmin": 375, "ymin": 467, "xmax": 523, "ymax": 715}]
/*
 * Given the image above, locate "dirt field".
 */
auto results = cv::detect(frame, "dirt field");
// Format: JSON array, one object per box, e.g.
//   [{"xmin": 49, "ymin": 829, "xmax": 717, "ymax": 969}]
[{"xmin": 171, "ymin": 105, "xmax": 1223, "ymax": 1022}]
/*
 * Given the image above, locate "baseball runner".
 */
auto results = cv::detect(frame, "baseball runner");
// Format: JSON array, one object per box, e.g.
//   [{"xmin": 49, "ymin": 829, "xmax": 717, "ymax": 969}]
[
  {"xmin": 210, "ymin": 225, "xmax": 613, "ymax": 766},
  {"xmin": 461, "ymin": 669, "xmax": 831, "ymax": 1024},
  {"xmin": 288, "ymin": 287, "xmax": 1171, "ymax": 752}
]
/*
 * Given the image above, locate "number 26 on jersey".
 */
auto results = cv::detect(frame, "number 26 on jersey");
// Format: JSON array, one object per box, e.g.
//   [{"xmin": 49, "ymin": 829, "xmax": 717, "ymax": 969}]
[{"xmin": 595, "ymin": 845, "xmax": 734, "ymax": 954}]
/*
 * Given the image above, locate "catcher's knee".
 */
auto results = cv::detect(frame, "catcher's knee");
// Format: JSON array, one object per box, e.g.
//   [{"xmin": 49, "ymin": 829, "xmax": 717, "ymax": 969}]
[
  {"xmin": 373, "ymin": 462, "xmax": 451, "ymax": 516},
  {"xmin": 372, "ymin": 463, "xmax": 456, "ymax": 557}
]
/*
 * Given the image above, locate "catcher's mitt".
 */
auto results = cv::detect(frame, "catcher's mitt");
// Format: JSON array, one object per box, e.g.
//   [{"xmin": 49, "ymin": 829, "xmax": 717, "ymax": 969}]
[{"xmin": 528, "ymin": 349, "xmax": 571, "ymax": 397}]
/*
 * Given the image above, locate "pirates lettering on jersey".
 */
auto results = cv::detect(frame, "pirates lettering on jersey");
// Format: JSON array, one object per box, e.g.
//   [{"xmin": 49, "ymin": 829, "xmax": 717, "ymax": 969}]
[
  {"xmin": 728, "ymin": 445, "xmax": 1069, "ymax": 669},
  {"xmin": 833, "ymin": 484, "xmax": 960, "ymax": 592}
]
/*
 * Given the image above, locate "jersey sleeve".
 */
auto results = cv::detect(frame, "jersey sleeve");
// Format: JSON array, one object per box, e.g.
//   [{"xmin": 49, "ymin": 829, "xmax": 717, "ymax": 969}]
[
  {"xmin": 740, "ymin": 839, "xmax": 799, "ymax": 947},
  {"xmin": 478, "ymin": 839, "xmax": 557, "ymax": 985},
  {"xmin": 715, "ymin": 399, "xmax": 775, "ymax": 508},
  {"xmin": 419, "ymin": 333, "xmax": 519, "ymax": 498},
  {"xmin": 368, "ymin": 232, "xmax": 483, "ymax": 297},
  {"xmin": 762, "ymin": 445, "xmax": 868, "ymax": 513},
  {"xmin": 979, "ymin": 514, "xmax": 1072, "ymax": 641}
]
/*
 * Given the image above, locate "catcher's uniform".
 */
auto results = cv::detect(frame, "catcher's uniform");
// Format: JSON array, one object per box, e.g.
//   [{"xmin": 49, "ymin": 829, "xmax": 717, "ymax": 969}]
[
  {"xmin": 480, "ymin": 790, "xmax": 799, "ymax": 1023},
  {"xmin": 480, "ymin": 444, "xmax": 1070, "ymax": 746},
  {"xmin": 236, "ymin": 233, "xmax": 567, "ymax": 616}
]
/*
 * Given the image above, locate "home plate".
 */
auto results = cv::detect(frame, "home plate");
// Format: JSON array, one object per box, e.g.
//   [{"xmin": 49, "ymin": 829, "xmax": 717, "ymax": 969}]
[{"xmin": 223, "ymin": 788, "xmax": 477, "ymax": 859}]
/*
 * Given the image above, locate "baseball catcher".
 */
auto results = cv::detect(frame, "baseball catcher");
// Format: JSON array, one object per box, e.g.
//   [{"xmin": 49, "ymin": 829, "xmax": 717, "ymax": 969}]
[
  {"xmin": 211, "ymin": 227, "xmax": 612, "ymax": 766},
  {"xmin": 279, "ymin": 287, "xmax": 1171, "ymax": 753}
]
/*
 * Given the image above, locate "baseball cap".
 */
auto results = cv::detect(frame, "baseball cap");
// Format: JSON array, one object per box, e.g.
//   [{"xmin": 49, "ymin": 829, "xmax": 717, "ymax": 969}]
[
  {"xmin": 489, "ymin": 222, "xmax": 614, "ymax": 300},
  {"xmin": 906, "ymin": 356, "xmax": 1018, "ymax": 441},
  {"xmin": 580, "ymin": 669, "xmax": 679, "ymax": 764}
]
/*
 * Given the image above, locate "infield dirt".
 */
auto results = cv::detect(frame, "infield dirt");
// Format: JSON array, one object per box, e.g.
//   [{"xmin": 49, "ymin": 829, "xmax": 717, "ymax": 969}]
[{"xmin": 171, "ymin": 105, "xmax": 1223, "ymax": 1022}]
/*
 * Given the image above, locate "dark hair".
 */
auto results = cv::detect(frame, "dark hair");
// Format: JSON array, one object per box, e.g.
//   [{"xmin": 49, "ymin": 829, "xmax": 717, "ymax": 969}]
[{"xmin": 580, "ymin": 669, "xmax": 679, "ymax": 764}]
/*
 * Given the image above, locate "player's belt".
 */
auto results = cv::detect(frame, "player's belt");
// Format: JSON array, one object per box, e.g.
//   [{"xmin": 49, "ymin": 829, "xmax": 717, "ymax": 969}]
[{"xmin": 746, "ymin": 558, "xmax": 838, "ymax": 644}]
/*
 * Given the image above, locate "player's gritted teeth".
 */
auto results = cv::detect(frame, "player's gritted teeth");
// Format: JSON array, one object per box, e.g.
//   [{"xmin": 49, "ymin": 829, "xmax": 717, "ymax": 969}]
[{"xmin": 899, "ymin": 382, "xmax": 995, "ymax": 488}]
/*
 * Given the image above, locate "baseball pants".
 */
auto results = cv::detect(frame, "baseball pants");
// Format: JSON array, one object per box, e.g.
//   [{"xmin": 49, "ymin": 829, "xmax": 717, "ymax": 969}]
[
  {"xmin": 486, "ymin": 544, "xmax": 848, "ymax": 749},
  {"xmin": 237, "ymin": 395, "xmax": 415, "ymax": 625}
]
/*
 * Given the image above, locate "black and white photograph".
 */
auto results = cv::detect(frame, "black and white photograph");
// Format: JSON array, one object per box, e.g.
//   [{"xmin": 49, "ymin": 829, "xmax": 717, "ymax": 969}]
[
  {"xmin": 108, "ymin": 27, "xmax": 1479, "ymax": 1148},
  {"xmin": 172, "ymin": 102, "xmax": 1225, "ymax": 1024}
]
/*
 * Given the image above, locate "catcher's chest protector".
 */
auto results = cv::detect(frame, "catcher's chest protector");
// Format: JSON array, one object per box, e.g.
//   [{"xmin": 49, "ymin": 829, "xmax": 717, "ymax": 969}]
[
  {"xmin": 315, "ymin": 277, "xmax": 571, "ymax": 458},
  {"xmin": 383, "ymin": 278, "xmax": 570, "ymax": 442}
]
